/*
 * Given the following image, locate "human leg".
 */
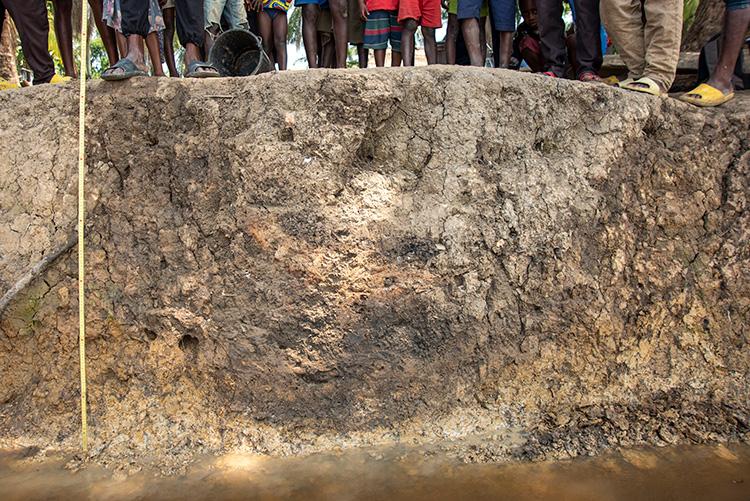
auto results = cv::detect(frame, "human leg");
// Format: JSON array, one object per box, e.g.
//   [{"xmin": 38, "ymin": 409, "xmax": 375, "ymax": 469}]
[
  {"xmin": 163, "ymin": 5, "xmax": 179, "ymax": 76},
  {"xmin": 708, "ymin": 5, "xmax": 750, "ymax": 94},
  {"xmin": 2, "ymin": 0, "xmax": 55, "ymax": 83},
  {"xmin": 600, "ymin": 0, "xmax": 645, "ymax": 81},
  {"xmin": 536, "ymin": 0, "xmax": 566, "ymax": 75},
  {"xmin": 329, "ymin": 0, "xmax": 348, "ymax": 67},
  {"xmin": 302, "ymin": 3, "xmax": 321, "ymax": 68},
  {"xmin": 176, "ymin": 0, "xmax": 219, "ymax": 75},
  {"xmin": 639, "ymin": 0, "xmax": 682, "ymax": 92},
  {"xmin": 489, "ymin": 0, "xmax": 514, "ymax": 67},
  {"xmin": 457, "ymin": 0, "xmax": 484, "ymax": 66},
  {"xmin": 400, "ymin": 18, "xmax": 417, "ymax": 65},
  {"xmin": 204, "ymin": 0, "xmax": 226, "ymax": 55},
  {"xmin": 145, "ymin": 31, "xmax": 164, "ymax": 75},
  {"xmin": 258, "ymin": 9, "xmax": 273, "ymax": 62},
  {"xmin": 51, "ymin": 0, "xmax": 77, "ymax": 77},
  {"xmin": 572, "ymin": 0, "xmax": 602, "ymax": 77},
  {"xmin": 272, "ymin": 9, "xmax": 288, "ymax": 69},
  {"xmin": 89, "ymin": 0, "xmax": 120, "ymax": 66},
  {"xmin": 446, "ymin": 13, "xmax": 458, "ymax": 64}
]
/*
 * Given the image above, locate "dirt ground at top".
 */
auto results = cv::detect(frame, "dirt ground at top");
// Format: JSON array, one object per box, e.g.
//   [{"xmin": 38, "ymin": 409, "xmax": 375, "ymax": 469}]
[{"xmin": 0, "ymin": 67, "xmax": 748, "ymax": 472}]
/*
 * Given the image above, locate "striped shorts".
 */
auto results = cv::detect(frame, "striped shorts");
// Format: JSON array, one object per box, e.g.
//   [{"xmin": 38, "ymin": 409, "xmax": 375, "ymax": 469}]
[{"xmin": 363, "ymin": 10, "xmax": 401, "ymax": 51}]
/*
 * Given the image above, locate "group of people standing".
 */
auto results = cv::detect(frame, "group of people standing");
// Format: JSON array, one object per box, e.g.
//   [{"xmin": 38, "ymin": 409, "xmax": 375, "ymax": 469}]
[{"xmin": 0, "ymin": 0, "xmax": 747, "ymax": 106}]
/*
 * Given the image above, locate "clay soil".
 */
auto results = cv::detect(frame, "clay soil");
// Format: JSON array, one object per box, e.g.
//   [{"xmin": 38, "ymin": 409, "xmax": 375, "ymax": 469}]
[{"xmin": 0, "ymin": 67, "xmax": 748, "ymax": 471}]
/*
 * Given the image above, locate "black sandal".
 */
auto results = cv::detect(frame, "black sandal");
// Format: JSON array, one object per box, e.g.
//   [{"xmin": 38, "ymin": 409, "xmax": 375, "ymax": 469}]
[
  {"xmin": 185, "ymin": 60, "xmax": 220, "ymax": 78},
  {"xmin": 102, "ymin": 58, "xmax": 148, "ymax": 81}
]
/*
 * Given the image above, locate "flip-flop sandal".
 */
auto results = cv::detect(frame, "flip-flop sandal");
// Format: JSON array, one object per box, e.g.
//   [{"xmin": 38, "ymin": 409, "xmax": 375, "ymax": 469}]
[
  {"xmin": 614, "ymin": 77, "xmax": 634, "ymax": 88},
  {"xmin": 102, "ymin": 58, "xmax": 148, "ymax": 81},
  {"xmin": 50, "ymin": 74, "xmax": 72, "ymax": 85},
  {"xmin": 620, "ymin": 76, "xmax": 665, "ymax": 96},
  {"xmin": 186, "ymin": 61, "xmax": 220, "ymax": 78},
  {"xmin": 678, "ymin": 83, "xmax": 735, "ymax": 108},
  {"xmin": 579, "ymin": 71, "xmax": 602, "ymax": 83},
  {"xmin": 0, "ymin": 77, "xmax": 18, "ymax": 91},
  {"xmin": 541, "ymin": 71, "xmax": 558, "ymax": 78}
]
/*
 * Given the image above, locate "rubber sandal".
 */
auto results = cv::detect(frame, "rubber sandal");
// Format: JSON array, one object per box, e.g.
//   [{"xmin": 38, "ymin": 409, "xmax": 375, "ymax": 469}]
[
  {"xmin": 102, "ymin": 58, "xmax": 148, "ymax": 81},
  {"xmin": 579, "ymin": 71, "xmax": 602, "ymax": 83},
  {"xmin": 614, "ymin": 77, "xmax": 634, "ymax": 88},
  {"xmin": 0, "ymin": 77, "xmax": 18, "ymax": 91},
  {"xmin": 620, "ymin": 76, "xmax": 665, "ymax": 96},
  {"xmin": 541, "ymin": 71, "xmax": 558, "ymax": 78},
  {"xmin": 678, "ymin": 83, "xmax": 735, "ymax": 108},
  {"xmin": 186, "ymin": 60, "xmax": 220, "ymax": 78},
  {"xmin": 50, "ymin": 74, "xmax": 72, "ymax": 85}
]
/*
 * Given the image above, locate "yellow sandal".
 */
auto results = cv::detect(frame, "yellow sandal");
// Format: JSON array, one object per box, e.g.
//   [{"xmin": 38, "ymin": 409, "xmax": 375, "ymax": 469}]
[
  {"xmin": 678, "ymin": 83, "xmax": 735, "ymax": 107},
  {"xmin": 620, "ymin": 77, "xmax": 665, "ymax": 96},
  {"xmin": 0, "ymin": 77, "xmax": 18, "ymax": 91}
]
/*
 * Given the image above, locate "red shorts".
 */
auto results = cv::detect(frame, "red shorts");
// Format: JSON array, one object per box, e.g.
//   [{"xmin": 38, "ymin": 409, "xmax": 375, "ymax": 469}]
[{"xmin": 397, "ymin": 0, "xmax": 442, "ymax": 28}]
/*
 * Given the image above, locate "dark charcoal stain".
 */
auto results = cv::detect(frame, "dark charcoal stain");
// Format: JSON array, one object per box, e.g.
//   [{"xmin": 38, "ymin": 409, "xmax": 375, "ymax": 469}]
[
  {"xmin": 279, "ymin": 210, "xmax": 329, "ymax": 246},
  {"xmin": 382, "ymin": 236, "xmax": 438, "ymax": 264}
]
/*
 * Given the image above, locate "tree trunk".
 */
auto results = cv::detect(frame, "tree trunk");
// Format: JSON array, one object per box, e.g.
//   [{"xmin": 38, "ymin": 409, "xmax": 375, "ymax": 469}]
[
  {"xmin": 682, "ymin": 0, "xmax": 726, "ymax": 51},
  {"xmin": 0, "ymin": 16, "xmax": 18, "ymax": 84}
]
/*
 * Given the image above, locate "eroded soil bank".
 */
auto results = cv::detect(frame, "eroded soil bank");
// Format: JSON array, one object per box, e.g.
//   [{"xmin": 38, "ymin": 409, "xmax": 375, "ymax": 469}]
[{"xmin": 0, "ymin": 67, "xmax": 748, "ymax": 469}]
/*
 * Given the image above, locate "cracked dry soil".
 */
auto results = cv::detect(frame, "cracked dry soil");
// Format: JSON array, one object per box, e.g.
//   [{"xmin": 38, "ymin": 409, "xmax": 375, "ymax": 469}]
[{"xmin": 0, "ymin": 67, "xmax": 748, "ymax": 470}]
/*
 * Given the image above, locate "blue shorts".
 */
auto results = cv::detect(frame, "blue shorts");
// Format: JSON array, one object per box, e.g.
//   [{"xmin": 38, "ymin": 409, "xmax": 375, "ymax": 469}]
[
  {"xmin": 725, "ymin": 0, "xmax": 750, "ymax": 10},
  {"xmin": 457, "ymin": 0, "xmax": 515, "ymax": 31},
  {"xmin": 296, "ymin": 0, "xmax": 326, "ymax": 5}
]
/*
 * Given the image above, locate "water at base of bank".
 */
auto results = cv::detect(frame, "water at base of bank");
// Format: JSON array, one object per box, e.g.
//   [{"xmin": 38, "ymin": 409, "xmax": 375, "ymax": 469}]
[{"xmin": 1, "ymin": 442, "xmax": 749, "ymax": 500}]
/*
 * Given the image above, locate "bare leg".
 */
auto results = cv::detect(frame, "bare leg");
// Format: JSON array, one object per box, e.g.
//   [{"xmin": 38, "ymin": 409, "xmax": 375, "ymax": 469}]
[
  {"xmin": 258, "ymin": 10, "xmax": 274, "ymax": 65},
  {"xmin": 273, "ymin": 11, "xmax": 288, "ymax": 70},
  {"xmin": 357, "ymin": 43, "xmax": 367, "ymax": 67},
  {"xmin": 460, "ymin": 18, "xmax": 483, "ymax": 66},
  {"xmin": 145, "ymin": 31, "xmax": 164, "ymax": 75},
  {"xmin": 329, "ymin": 0, "xmax": 348, "ymax": 67},
  {"xmin": 163, "ymin": 7, "xmax": 179, "ymax": 76},
  {"xmin": 116, "ymin": 31, "xmax": 128, "ymax": 58},
  {"xmin": 422, "ymin": 26, "xmax": 436, "ymax": 64},
  {"xmin": 51, "ymin": 0, "xmax": 77, "ymax": 77},
  {"xmin": 707, "ymin": 8, "xmax": 750, "ymax": 94},
  {"xmin": 204, "ymin": 23, "xmax": 221, "ymax": 56},
  {"xmin": 479, "ymin": 15, "xmax": 486, "ymax": 62},
  {"xmin": 391, "ymin": 49, "xmax": 401, "ymax": 66},
  {"xmin": 103, "ymin": 34, "xmax": 148, "ymax": 77},
  {"xmin": 400, "ymin": 18, "xmax": 417, "ymax": 66},
  {"xmin": 496, "ymin": 30, "xmax": 512, "ymax": 67},
  {"xmin": 88, "ymin": 0, "xmax": 119, "ymax": 65},
  {"xmin": 374, "ymin": 48, "xmax": 386, "ymax": 66},
  {"xmin": 446, "ymin": 13, "xmax": 458, "ymax": 64},
  {"xmin": 302, "ymin": 4, "xmax": 320, "ymax": 68}
]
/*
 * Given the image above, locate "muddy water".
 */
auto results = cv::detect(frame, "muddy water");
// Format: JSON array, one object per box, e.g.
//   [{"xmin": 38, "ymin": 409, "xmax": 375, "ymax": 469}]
[{"xmin": 1, "ymin": 443, "xmax": 749, "ymax": 500}]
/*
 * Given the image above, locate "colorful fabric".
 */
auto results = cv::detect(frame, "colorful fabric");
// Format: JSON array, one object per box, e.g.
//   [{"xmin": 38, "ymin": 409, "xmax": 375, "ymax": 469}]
[
  {"xmin": 265, "ymin": 0, "xmax": 293, "ymax": 11},
  {"xmin": 104, "ymin": 0, "xmax": 164, "ymax": 32},
  {"xmin": 398, "ymin": 0, "xmax": 441, "ymax": 28},
  {"xmin": 363, "ymin": 10, "xmax": 401, "ymax": 51}
]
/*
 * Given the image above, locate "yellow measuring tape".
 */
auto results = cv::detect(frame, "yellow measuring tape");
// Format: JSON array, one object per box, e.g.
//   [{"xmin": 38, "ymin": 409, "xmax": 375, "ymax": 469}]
[{"xmin": 78, "ymin": 1, "xmax": 89, "ymax": 453}]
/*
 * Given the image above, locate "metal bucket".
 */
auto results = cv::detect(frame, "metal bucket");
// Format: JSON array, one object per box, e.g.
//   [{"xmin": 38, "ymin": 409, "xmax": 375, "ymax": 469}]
[{"xmin": 208, "ymin": 29, "xmax": 274, "ymax": 77}]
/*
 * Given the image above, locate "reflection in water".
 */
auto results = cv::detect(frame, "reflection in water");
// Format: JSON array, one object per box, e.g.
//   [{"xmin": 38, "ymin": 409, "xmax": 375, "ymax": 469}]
[{"xmin": 1, "ymin": 443, "xmax": 749, "ymax": 500}]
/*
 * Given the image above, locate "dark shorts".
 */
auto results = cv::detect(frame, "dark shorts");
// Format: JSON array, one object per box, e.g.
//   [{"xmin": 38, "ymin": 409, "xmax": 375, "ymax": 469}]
[
  {"xmin": 457, "ymin": 0, "xmax": 515, "ymax": 31},
  {"xmin": 725, "ymin": 0, "xmax": 750, "ymax": 10},
  {"xmin": 363, "ymin": 10, "xmax": 401, "ymax": 51},
  {"xmin": 263, "ymin": 7, "xmax": 285, "ymax": 18}
]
